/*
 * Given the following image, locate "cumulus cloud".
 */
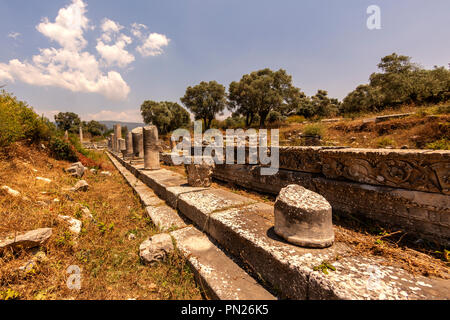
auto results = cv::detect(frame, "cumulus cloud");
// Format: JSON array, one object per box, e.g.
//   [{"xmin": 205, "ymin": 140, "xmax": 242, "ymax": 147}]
[
  {"xmin": 0, "ymin": 0, "xmax": 130, "ymax": 100},
  {"xmin": 0, "ymin": 0, "xmax": 170, "ymax": 101},
  {"xmin": 96, "ymin": 19, "xmax": 135, "ymax": 68},
  {"xmin": 136, "ymin": 32, "xmax": 170, "ymax": 57},
  {"xmin": 36, "ymin": 0, "xmax": 89, "ymax": 51}
]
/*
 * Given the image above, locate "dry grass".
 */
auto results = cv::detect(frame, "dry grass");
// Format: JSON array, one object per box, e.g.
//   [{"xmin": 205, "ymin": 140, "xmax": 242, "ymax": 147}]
[
  {"xmin": 0, "ymin": 143, "xmax": 202, "ymax": 300},
  {"xmin": 279, "ymin": 106, "xmax": 449, "ymax": 149}
]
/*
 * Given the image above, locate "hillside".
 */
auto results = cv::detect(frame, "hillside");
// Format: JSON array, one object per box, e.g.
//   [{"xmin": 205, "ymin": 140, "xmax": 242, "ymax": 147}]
[{"xmin": 98, "ymin": 121, "xmax": 145, "ymax": 131}]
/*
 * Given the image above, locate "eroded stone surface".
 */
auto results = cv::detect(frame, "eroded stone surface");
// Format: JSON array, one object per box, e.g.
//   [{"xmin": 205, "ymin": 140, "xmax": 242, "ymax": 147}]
[
  {"xmin": 65, "ymin": 162, "xmax": 85, "ymax": 178},
  {"xmin": 209, "ymin": 206, "xmax": 449, "ymax": 300},
  {"xmin": 1, "ymin": 185, "xmax": 21, "ymax": 197},
  {"xmin": 146, "ymin": 206, "xmax": 187, "ymax": 232},
  {"xmin": 185, "ymin": 158, "xmax": 215, "ymax": 187},
  {"xmin": 139, "ymin": 233, "xmax": 174, "ymax": 265},
  {"xmin": 170, "ymin": 226, "xmax": 276, "ymax": 300},
  {"xmin": 274, "ymin": 185, "xmax": 334, "ymax": 248},
  {"xmin": 0, "ymin": 228, "xmax": 53, "ymax": 251},
  {"xmin": 58, "ymin": 215, "xmax": 82, "ymax": 234},
  {"xmin": 71, "ymin": 180, "xmax": 89, "ymax": 192}
]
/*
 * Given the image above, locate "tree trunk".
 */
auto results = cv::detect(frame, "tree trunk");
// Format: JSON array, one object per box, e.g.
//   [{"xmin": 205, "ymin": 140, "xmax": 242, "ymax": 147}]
[{"xmin": 259, "ymin": 112, "xmax": 268, "ymax": 128}]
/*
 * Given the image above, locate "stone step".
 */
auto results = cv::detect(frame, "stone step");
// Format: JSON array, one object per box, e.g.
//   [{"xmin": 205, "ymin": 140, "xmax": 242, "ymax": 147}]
[
  {"xmin": 108, "ymin": 151, "xmax": 450, "ymax": 300},
  {"xmin": 108, "ymin": 152, "xmax": 276, "ymax": 300},
  {"xmin": 170, "ymin": 226, "xmax": 276, "ymax": 300}
]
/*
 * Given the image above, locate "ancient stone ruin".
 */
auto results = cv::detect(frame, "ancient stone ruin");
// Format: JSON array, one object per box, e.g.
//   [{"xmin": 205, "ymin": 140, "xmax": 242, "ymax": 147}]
[
  {"xmin": 274, "ymin": 184, "xmax": 334, "ymax": 248},
  {"xmin": 106, "ymin": 123, "xmax": 450, "ymax": 300}
]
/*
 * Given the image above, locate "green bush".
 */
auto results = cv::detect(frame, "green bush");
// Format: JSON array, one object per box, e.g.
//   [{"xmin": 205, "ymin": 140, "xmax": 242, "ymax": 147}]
[
  {"xmin": 286, "ymin": 115, "xmax": 306, "ymax": 124},
  {"xmin": 303, "ymin": 123, "xmax": 324, "ymax": 137},
  {"xmin": 0, "ymin": 90, "xmax": 55, "ymax": 147},
  {"xmin": 267, "ymin": 111, "xmax": 284, "ymax": 124},
  {"xmin": 376, "ymin": 136, "xmax": 396, "ymax": 148},
  {"xmin": 49, "ymin": 137, "xmax": 78, "ymax": 161},
  {"xmin": 426, "ymin": 139, "xmax": 449, "ymax": 150}
]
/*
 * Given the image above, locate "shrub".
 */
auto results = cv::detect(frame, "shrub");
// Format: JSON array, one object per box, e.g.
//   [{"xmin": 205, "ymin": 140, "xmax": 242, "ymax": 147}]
[
  {"xmin": 49, "ymin": 137, "xmax": 78, "ymax": 162},
  {"xmin": 0, "ymin": 90, "xmax": 55, "ymax": 147},
  {"xmin": 426, "ymin": 139, "xmax": 450, "ymax": 150},
  {"xmin": 303, "ymin": 123, "xmax": 324, "ymax": 137},
  {"xmin": 267, "ymin": 111, "xmax": 284, "ymax": 124},
  {"xmin": 376, "ymin": 136, "xmax": 396, "ymax": 148},
  {"xmin": 286, "ymin": 115, "xmax": 306, "ymax": 124}
]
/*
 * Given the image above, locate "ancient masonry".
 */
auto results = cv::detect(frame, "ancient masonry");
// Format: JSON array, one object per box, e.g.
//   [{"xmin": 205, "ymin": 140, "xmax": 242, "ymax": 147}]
[
  {"xmin": 107, "ymin": 124, "xmax": 450, "ymax": 300},
  {"xmin": 212, "ymin": 146, "xmax": 450, "ymax": 246}
]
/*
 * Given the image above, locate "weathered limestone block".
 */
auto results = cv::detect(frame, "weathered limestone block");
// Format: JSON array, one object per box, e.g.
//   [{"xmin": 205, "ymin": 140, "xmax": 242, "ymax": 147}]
[
  {"xmin": 213, "ymin": 164, "xmax": 450, "ymax": 245},
  {"xmin": 0, "ymin": 228, "xmax": 53, "ymax": 251},
  {"xmin": 319, "ymin": 148, "xmax": 450, "ymax": 195},
  {"xmin": 139, "ymin": 233, "xmax": 174, "ymax": 265},
  {"xmin": 184, "ymin": 157, "xmax": 215, "ymax": 187},
  {"xmin": 65, "ymin": 162, "xmax": 85, "ymax": 178},
  {"xmin": 58, "ymin": 215, "xmax": 82, "ymax": 234},
  {"xmin": 1, "ymin": 185, "xmax": 21, "ymax": 197},
  {"xmin": 375, "ymin": 113, "xmax": 414, "ymax": 123},
  {"xmin": 131, "ymin": 127, "xmax": 144, "ymax": 158},
  {"xmin": 143, "ymin": 126, "xmax": 160, "ymax": 170},
  {"xmin": 71, "ymin": 180, "xmax": 89, "ymax": 192},
  {"xmin": 279, "ymin": 147, "xmax": 335, "ymax": 173},
  {"xmin": 274, "ymin": 185, "xmax": 334, "ymax": 248}
]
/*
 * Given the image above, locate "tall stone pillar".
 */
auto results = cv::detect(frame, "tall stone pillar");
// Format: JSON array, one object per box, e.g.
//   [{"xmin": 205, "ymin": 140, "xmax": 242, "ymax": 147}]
[
  {"xmin": 118, "ymin": 138, "xmax": 126, "ymax": 157},
  {"xmin": 143, "ymin": 126, "xmax": 160, "ymax": 170},
  {"xmin": 64, "ymin": 130, "xmax": 69, "ymax": 142},
  {"xmin": 113, "ymin": 124, "xmax": 122, "ymax": 152},
  {"xmin": 125, "ymin": 132, "xmax": 133, "ymax": 157},
  {"xmin": 79, "ymin": 126, "xmax": 83, "ymax": 142},
  {"xmin": 131, "ymin": 127, "xmax": 144, "ymax": 158},
  {"xmin": 111, "ymin": 133, "xmax": 116, "ymax": 152}
]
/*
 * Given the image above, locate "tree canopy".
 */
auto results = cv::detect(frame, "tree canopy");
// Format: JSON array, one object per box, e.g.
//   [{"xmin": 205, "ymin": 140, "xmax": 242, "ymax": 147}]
[
  {"xmin": 228, "ymin": 68, "xmax": 305, "ymax": 127},
  {"xmin": 341, "ymin": 53, "xmax": 450, "ymax": 114},
  {"xmin": 54, "ymin": 112, "xmax": 81, "ymax": 133},
  {"xmin": 141, "ymin": 100, "xmax": 191, "ymax": 134},
  {"xmin": 180, "ymin": 81, "xmax": 227, "ymax": 130}
]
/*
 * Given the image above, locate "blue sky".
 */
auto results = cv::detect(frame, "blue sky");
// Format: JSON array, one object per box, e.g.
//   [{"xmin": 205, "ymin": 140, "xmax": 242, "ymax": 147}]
[{"xmin": 1, "ymin": 0, "xmax": 449, "ymax": 122}]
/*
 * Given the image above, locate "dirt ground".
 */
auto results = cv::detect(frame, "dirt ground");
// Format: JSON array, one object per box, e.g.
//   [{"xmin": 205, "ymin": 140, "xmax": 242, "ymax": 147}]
[{"xmin": 0, "ymin": 144, "xmax": 202, "ymax": 300}]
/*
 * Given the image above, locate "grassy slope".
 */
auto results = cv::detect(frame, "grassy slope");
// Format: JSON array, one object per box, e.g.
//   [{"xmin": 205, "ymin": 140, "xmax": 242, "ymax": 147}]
[
  {"xmin": 0, "ymin": 144, "xmax": 202, "ymax": 300},
  {"xmin": 279, "ymin": 104, "xmax": 449, "ymax": 149}
]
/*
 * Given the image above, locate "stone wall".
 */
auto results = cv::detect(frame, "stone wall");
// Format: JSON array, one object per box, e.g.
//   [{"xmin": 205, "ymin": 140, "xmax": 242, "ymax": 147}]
[
  {"xmin": 209, "ymin": 146, "xmax": 450, "ymax": 245},
  {"xmin": 214, "ymin": 146, "xmax": 449, "ymax": 195},
  {"xmin": 213, "ymin": 164, "xmax": 450, "ymax": 245}
]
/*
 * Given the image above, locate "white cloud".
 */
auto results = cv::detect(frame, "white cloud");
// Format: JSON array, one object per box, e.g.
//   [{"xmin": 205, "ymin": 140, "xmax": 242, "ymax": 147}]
[
  {"xmin": 96, "ymin": 19, "xmax": 135, "ymax": 68},
  {"xmin": 131, "ymin": 23, "xmax": 147, "ymax": 39},
  {"xmin": 36, "ymin": 0, "xmax": 89, "ymax": 51},
  {"xmin": 0, "ymin": 0, "xmax": 130, "ymax": 101},
  {"xmin": 8, "ymin": 32, "xmax": 21, "ymax": 39},
  {"xmin": 0, "ymin": 0, "xmax": 171, "ymax": 100},
  {"xmin": 87, "ymin": 109, "xmax": 142, "ymax": 122},
  {"xmin": 137, "ymin": 32, "xmax": 170, "ymax": 57}
]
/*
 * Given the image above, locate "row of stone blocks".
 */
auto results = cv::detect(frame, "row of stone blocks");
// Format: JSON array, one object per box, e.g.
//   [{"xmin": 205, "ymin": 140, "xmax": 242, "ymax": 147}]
[
  {"xmin": 213, "ymin": 164, "xmax": 450, "ymax": 246},
  {"xmin": 108, "ymin": 151, "xmax": 450, "ymax": 300},
  {"xmin": 183, "ymin": 146, "xmax": 449, "ymax": 195}
]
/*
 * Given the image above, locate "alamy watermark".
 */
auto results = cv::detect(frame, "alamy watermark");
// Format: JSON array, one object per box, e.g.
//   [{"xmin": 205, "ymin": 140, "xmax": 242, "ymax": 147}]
[
  {"xmin": 67, "ymin": 265, "xmax": 82, "ymax": 290},
  {"xmin": 170, "ymin": 120, "xmax": 280, "ymax": 176},
  {"xmin": 367, "ymin": 5, "xmax": 381, "ymax": 30}
]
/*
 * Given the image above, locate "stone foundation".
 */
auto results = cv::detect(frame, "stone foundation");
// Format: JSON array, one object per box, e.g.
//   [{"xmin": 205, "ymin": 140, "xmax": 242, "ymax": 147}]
[{"xmin": 213, "ymin": 164, "xmax": 450, "ymax": 245}]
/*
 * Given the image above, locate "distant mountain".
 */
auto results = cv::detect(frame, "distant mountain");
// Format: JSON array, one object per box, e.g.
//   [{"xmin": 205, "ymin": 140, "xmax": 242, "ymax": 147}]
[{"xmin": 98, "ymin": 121, "xmax": 145, "ymax": 131}]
